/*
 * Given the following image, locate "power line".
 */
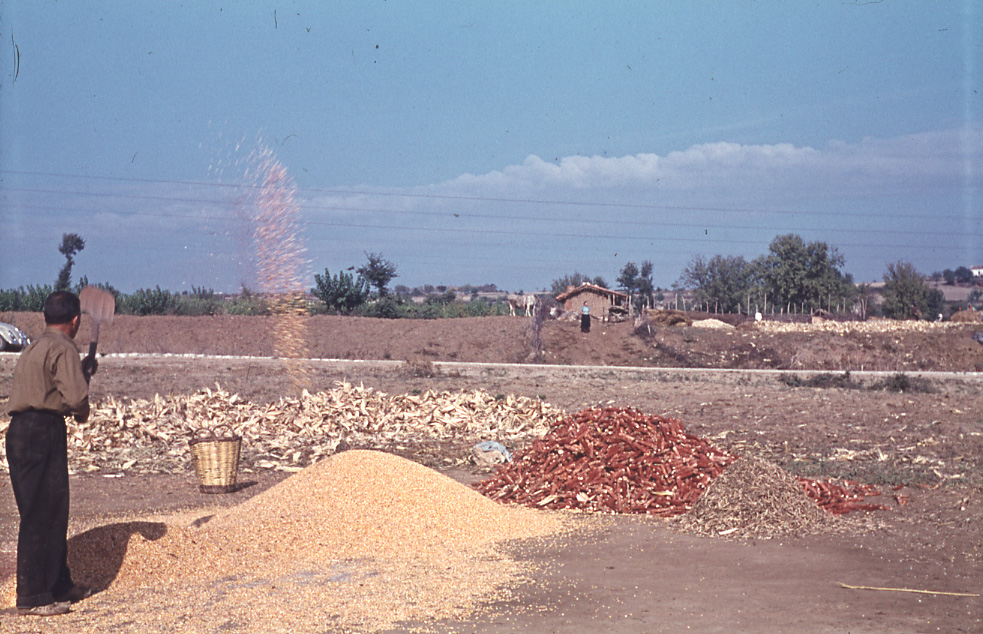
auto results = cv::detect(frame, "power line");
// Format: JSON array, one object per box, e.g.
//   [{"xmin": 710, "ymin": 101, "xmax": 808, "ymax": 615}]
[
  {"xmin": 1, "ymin": 168, "xmax": 972, "ymax": 223},
  {"xmin": 2, "ymin": 169, "xmax": 974, "ymax": 284},
  {"xmin": 1, "ymin": 186, "xmax": 970, "ymax": 244},
  {"xmin": 2, "ymin": 211, "xmax": 958, "ymax": 255}
]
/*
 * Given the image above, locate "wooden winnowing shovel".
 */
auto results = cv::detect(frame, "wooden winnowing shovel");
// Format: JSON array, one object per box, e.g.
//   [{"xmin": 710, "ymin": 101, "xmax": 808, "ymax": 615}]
[{"xmin": 79, "ymin": 286, "xmax": 115, "ymax": 380}]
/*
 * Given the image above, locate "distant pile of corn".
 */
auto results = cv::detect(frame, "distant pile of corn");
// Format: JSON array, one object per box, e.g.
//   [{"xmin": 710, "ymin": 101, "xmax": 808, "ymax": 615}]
[{"xmin": 754, "ymin": 319, "xmax": 961, "ymax": 334}]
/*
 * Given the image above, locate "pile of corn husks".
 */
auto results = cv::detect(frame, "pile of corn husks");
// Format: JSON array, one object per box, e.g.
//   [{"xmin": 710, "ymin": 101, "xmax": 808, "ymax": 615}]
[{"xmin": 0, "ymin": 383, "xmax": 565, "ymax": 475}]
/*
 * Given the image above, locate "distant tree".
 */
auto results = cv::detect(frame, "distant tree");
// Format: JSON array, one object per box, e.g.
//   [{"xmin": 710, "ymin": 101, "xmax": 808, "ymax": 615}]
[
  {"xmin": 429, "ymin": 290, "xmax": 456, "ymax": 305},
  {"xmin": 881, "ymin": 261, "xmax": 943, "ymax": 320},
  {"xmin": 117, "ymin": 286, "xmax": 177, "ymax": 316},
  {"xmin": 550, "ymin": 272, "xmax": 608, "ymax": 296},
  {"xmin": 357, "ymin": 252, "xmax": 398, "ymax": 297},
  {"xmin": 0, "ymin": 284, "xmax": 54, "ymax": 312},
  {"xmin": 680, "ymin": 254, "xmax": 754, "ymax": 313},
  {"xmin": 190, "ymin": 285, "xmax": 216, "ymax": 299},
  {"xmin": 71, "ymin": 277, "xmax": 119, "ymax": 301},
  {"xmin": 856, "ymin": 283, "xmax": 875, "ymax": 321},
  {"xmin": 362, "ymin": 295, "xmax": 401, "ymax": 319},
  {"xmin": 617, "ymin": 260, "xmax": 655, "ymax": 310},
  {"xmin": 312, "ymin": 268, "xmax": 370, "ymax": 314},
  {"xmin": 954, "ymin": 266, "xmax": 973, "ymax": 284},
  {"xmin": 637, "ymin": 261, "xmax": 655, "ymax": 307},
  {"xmin": 752, "ymin": 234, "xmax": 856, "ymax": 312},
  {"xmin": 942, "ymin": 269, "xmax": 956, "ymax": 285},
  {"xmin": 617, "ymin": 262, "xmax": 640, "ymax": 295},
  {"xmin": 55, "ymin": 233, "xmax": 85, "ymax": 291}
]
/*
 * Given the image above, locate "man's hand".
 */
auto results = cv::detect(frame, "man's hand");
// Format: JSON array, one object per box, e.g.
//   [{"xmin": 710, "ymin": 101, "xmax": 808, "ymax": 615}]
[
  {"xmin": 74, "ymin": 400, "xmax": 91, "ymax": 424},
  {"xmin": 82, "ymin": 354, "xmax": 98, "ymax": 381}
]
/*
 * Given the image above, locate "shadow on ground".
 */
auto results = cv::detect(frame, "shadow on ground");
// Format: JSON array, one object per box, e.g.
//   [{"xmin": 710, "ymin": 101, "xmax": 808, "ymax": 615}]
[{"xmin": 68, "ymin": 521, "xmax": 167, "ymax": 593}]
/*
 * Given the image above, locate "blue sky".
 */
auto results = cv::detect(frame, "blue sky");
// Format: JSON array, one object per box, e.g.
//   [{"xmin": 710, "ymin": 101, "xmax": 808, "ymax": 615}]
[{"xmin": 1, "ymin": 1, "xmax": 980, "ymax": 294}]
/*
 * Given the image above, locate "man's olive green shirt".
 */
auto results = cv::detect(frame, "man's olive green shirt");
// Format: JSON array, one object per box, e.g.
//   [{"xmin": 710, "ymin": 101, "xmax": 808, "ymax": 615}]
[{"xmin": 7, "ymin": 327, "xmax": 89, "ymax": 421}]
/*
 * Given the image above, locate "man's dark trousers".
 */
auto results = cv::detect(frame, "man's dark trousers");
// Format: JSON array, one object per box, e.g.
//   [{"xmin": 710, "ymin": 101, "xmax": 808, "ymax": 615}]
[{"xmin": 6, "ymin": 410, "xmax": 74, "ymax": 608}]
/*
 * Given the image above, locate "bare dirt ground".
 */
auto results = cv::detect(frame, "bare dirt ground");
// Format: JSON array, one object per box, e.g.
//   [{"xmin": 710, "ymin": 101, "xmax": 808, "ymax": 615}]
[{"xmin": 1, "ymin": 312, "xmax": 982, "ymax": 632}]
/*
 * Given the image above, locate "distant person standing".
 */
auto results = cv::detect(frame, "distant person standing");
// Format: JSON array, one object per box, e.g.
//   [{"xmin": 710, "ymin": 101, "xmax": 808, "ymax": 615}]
[
  {"xmin": 6, "ymin": 291, "xmax": 96, "ymax": 616},
  {"xmin": 580, "ymin": 301, "xmax": 591, "ymax": 333}
]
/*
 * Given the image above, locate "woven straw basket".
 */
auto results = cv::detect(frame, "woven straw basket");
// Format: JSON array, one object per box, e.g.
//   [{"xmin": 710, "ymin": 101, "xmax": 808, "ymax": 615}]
[{"xmin": 189, "ymin": 425, "xmax": 242, "ymax": 493}]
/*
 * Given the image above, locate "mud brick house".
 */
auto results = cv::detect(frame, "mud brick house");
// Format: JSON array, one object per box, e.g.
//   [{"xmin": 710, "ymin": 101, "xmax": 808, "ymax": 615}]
[{"xmin": 556, "ymin": 283, "xmax": 630, "ymax": 321}]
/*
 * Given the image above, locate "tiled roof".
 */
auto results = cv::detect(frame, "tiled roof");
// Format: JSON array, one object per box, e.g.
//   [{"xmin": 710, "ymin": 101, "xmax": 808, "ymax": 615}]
[{"xmin": 555, "ymin": 283, "xmax": 628, "ymax": 302}]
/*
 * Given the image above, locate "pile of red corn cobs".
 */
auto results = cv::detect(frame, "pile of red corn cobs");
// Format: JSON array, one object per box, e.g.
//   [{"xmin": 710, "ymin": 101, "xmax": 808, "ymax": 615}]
[
  {"xmin": 476, "ymin": 407, "xmax": 885, "ymax": 516},
  {"xmin": 476, "ymin": 407, "xmax": 735, "ymax": 516},
  {"xmin": 798, "ymin": 478, "xmax": 887, "ymax": 515}
]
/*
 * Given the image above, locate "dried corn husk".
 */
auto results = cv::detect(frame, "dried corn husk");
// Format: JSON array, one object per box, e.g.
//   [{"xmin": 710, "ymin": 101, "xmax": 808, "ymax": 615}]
[{"xmin": 0, "ymin": 383, "xmax": 564, "ymax": 475}]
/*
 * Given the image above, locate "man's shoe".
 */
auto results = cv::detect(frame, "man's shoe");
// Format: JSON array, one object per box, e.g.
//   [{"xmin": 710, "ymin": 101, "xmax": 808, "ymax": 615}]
[
  {"xmin": 54, "ymin": 585, "xmax": 94, "ymax": 603},
  {"xmin": 17, "ymin": 601, "xmax": 71, "ymax": 616}
]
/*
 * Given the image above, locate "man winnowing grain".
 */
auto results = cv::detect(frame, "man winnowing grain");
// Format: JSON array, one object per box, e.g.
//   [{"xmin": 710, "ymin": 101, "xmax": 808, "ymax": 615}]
[{"xmin": 5, "ymin": 291, "xmax": 97, "ymax": 616}]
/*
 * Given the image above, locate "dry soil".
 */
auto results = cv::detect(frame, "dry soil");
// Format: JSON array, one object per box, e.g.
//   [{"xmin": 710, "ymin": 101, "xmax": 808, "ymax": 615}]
[{"xmin": 0, "ymin": 312, "xmax": 981, "ymax": 633}]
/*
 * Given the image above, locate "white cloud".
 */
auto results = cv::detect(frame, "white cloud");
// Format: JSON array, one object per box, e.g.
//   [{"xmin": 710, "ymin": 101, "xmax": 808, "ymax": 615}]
[
  {"xmin": 437, "ymin": 126, "xmax": 981, "ymax": 198},
  {"xmin": 8, "ymin": 126, "xmax": 976, "ymax": 292}
]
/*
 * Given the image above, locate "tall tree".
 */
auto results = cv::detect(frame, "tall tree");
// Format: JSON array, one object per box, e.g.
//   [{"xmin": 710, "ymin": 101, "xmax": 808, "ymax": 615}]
[
  {"xmin": 681, "ymin": 254, "xmax": 754, "ymax": 313},
  {"xmin": 312, "ymin": 269, "xmax": 370, "ymax": 314},
  {"xmin": 752, "ymin": 234, "xmax": 855, "ymax": 312},
  {"xmin": 617, "ymin": 260, "xmax": 655, "ymax": 310},
  {"xmin": 617, "ymin": 262, "xmax": 640, "ymax": 294},
  {"xmin": 636, "ymin": 260, "xmax": 655, "ymax": 307},
  {"xmin": 55, "ymin": 233, "xmax": 85, "ymax": 291},
  {"xmin": 881, "ymin": 261, "xmax": 943, "ymax": 320},
  {"xmin": 954, "ymin": 266, "xmax": 973, "ymax": 284},
  {"xmin": 356, "ymin": 252, "xmax": 398, "ymax": 297}
]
